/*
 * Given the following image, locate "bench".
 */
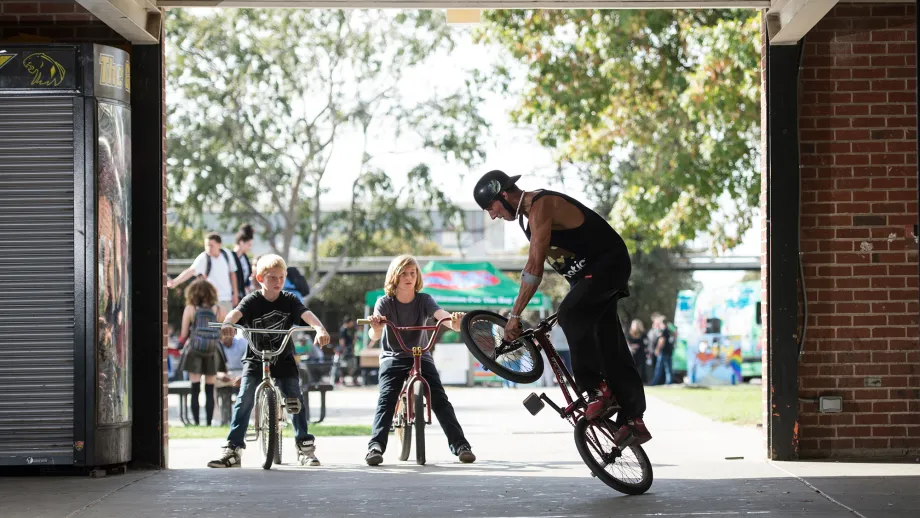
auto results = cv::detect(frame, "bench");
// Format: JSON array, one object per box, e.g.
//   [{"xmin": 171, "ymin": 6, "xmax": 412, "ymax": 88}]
[
  {"xmin": 168, "ymin": 381, "xmax": 236, "ymax": 426},
  {"xmin": 302, "ymin": 383, "xmax": 333, "ymax": 424},
  {"xmin": 299, "ymin": 362, "xmax": 334, "ymax": 424}
]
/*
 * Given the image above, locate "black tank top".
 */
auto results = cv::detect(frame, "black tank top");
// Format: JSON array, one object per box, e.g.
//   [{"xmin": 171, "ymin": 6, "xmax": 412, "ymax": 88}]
[{"xmin": 520, "ymin": 190, "xmax": 629, "ymax": 284}]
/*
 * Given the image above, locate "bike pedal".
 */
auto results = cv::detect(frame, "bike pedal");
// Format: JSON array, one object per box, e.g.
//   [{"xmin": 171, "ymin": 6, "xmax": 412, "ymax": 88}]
[
  {"xmin": 523, "ymin": 392, "xmax": 545, "ymax": 416},
  {"xmin": 244, "ymin": 431, "xmax": 258, "ymax": 442},
  {"xmin": 284, "ymin": 397, "xmax": 302, "ymax": 415}
]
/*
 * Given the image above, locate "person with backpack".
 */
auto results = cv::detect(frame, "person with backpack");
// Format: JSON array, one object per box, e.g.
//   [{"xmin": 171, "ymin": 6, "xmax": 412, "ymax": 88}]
[
  {"xmin": 168, "ymin": 232, "xmax": 240, "ymax": 313},
  {"xmin": 232, "ymin": 223, "xmax": 255, "ymax": 298},
  {"xmin": 177, "ymin": 279, "xmax": 228, "ymax": 426}
]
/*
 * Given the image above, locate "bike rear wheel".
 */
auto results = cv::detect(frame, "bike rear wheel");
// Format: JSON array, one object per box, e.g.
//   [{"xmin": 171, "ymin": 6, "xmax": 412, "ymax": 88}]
[
  {"xmin": 459, "ymin": 310, "xmax": 544, "ymax": 384},
  {"xmin": 574, "ymin": 417, "xmax": 653, "ymax": 495},
  {"xmin": 396, "ymin": 393, "xmax": 411, "ymax": 462},
  {"xmin": 414, "ymin": 382, "xmax": 426, "ymax": 466},
  {"xmin": 257, "ymin": 386, "xmax": 278, "ymax": 470}
]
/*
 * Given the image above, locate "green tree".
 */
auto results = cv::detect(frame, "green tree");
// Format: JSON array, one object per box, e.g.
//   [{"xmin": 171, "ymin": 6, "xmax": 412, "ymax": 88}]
[
  {"xmin": 308, "ymin": 234, "xmax": 446, "ymax": 328},
  {"xmin": 617, "ymin": 246, "xmax": 698, "ymax": 329},
  {"xmin": 478, "ymin": 10, "xmax": 761, "ymax": 252},
  {"xmin": 166, "ymin": 9, "xmax": 488, "ymax": 300},
  {"xmin": 166, "ymin": 224, "xmax": 204, "ymax": 259}
]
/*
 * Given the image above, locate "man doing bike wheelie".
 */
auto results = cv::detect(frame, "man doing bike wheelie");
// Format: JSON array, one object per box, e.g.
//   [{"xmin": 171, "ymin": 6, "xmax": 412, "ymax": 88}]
[{"xmin": 473, "ymin": 170, "xmax": 651, "ymax": 445}]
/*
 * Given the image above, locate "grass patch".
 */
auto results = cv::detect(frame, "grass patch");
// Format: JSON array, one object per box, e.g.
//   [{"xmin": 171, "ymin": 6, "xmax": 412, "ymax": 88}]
[
  {"xmin": 168, "ymin": 423, "xmax": 371, "ymax": 440},
  {"xmin": 645, "ymin": 384, "xmax": 762, "ymax": 426}
]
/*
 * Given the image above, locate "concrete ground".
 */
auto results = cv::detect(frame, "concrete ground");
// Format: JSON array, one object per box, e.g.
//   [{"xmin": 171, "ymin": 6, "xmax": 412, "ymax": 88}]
[{"xmin": 3, "ymin": 386, "xmax": 919, "ymax": 517}]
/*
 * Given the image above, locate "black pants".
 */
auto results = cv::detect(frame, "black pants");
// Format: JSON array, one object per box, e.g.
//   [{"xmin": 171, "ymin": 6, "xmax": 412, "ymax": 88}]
[
  {"xmin": 557, "ymin": 264, "xmax": 647, "ymax": 421},
  {"xmin": 369, "ymin": 356, "xmax": 470, "ymax": 455}
]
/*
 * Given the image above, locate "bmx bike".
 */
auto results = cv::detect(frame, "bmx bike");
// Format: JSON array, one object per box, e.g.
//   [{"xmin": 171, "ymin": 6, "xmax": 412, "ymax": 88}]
[
  {"xmin": 458, "ymin": 311, "xmax": 653, "ymax": 495},
  {"xmin": 357, "ymin": 316, "xmax": 453, "ymax": 465},
  {"xmin": 211, "ymin": 322, "xmax": 317, "ymax": 470}
]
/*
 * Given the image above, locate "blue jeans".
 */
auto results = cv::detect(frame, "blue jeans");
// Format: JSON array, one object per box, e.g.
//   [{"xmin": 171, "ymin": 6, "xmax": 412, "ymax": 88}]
[
  {"xmin": 227, "ymin": 375, "xmax": 313, "ymax": 448},
  {"xmin": 650, "ymin": 354, "xmax": 673, "ymax": 386}
]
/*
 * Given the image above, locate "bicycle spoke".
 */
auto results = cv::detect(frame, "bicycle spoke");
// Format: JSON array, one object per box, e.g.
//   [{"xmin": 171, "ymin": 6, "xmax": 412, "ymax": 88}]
[
  {"xmin": 469, "ymin": 318, "xmax": 537, "ymax": 373},
  {"xmin": 583, "ymin": 420, "xmax": 647, "ymax": 486}
]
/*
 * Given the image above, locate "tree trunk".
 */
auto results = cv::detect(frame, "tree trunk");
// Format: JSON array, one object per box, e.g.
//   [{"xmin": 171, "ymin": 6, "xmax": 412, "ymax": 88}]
[{"xmin": 309, "ymin": 179, "xmax": 322, "ymax": 286}]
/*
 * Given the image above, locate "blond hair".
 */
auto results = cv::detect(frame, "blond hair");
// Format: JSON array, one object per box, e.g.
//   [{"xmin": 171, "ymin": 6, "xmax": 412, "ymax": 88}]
[
  {"xmin": 256, "ymin": 254, "xmax": 287, "ymax": 278},
  {"xmin": 384, "ymin": 255, "xmax": 422, "ymax": 297},
  {"xmin": 629, "ymin": 318, "xmax": 646, "ymax": 338}
]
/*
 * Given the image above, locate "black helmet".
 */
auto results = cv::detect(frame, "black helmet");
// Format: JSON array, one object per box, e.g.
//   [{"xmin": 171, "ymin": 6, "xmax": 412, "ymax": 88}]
[{"xmin": 473, "ymin": 170, "xmax": 521, "ymax": 210}]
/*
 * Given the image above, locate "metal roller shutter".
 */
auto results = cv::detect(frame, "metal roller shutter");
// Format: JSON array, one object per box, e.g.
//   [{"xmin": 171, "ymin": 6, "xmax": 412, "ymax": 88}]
[{"xmin": 0, "ymin": 96, "xmax": 76, "ymax": 466}]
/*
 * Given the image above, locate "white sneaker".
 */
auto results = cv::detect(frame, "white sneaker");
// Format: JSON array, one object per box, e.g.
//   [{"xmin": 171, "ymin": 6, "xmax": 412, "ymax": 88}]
[
  {"xmin": 297, "ymin": 439, "xmax": 321, "ymax": 466},
  {"xmin": 207, "ymin": 443, "xmax": 242, "ymax": 468}
]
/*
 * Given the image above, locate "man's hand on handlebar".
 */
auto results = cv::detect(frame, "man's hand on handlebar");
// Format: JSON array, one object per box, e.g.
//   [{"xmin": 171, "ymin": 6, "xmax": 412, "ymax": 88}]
[{"xmin": 504, "ymin": 317, "xmax": 523, "ymax": 342}]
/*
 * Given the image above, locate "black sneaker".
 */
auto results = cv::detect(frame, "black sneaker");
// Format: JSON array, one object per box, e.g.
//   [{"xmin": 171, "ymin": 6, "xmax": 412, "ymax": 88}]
[
  {"xmin": 365, "ymin": 447, "xmax": 383, "ymax": 466},
  {"xmin": 457, "ymin": 445, "xmax": 476, "ymax": 464},
  {"xmin": 207, "ymin": 442, "xmax": 242, "ymax": 468}
]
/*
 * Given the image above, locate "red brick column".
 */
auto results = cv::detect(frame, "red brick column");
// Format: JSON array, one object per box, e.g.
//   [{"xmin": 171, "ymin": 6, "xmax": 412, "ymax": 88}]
[{"xmin": 797, "ymin": 3, "xmax": 919, "ymax": 457}]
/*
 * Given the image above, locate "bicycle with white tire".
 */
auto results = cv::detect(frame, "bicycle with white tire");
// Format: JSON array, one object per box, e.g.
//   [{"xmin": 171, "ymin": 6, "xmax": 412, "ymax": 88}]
[{"xmin": 210, "ymin": 322, "xmax": 317, "ymax": 470}]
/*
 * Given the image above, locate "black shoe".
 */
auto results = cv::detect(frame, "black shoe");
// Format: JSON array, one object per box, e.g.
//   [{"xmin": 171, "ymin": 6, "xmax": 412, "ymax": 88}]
[
  {"xmin": 457, "ymin": 445, "xmax": 476, "ymax": 464},
  {"xmin": 365, "ymin": 447, "xmax": 383, "ymax": 466}
]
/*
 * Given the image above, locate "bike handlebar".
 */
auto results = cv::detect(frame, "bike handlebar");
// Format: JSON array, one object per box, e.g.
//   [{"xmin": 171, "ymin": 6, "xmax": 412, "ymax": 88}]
[
  {"xmin": 209, "ymin": 323, "xmax": 316, "ymax": 360},
  {"xmin": 356, "ymin": 317, "xmax": 453, "ymax": 354}
]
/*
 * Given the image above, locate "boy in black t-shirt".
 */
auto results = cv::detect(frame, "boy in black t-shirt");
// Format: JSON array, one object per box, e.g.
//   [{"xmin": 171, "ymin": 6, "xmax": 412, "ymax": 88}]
[{"xmin": 208, "ymin": 255, "xmax": 330, "ymax": 468}]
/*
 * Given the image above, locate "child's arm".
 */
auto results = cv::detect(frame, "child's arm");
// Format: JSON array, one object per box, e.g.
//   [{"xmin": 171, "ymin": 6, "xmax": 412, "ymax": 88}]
[
  {"xmin": 167, "ymin": 266, "xmax": 197, "ymax": 289},
  {"xmin": 300, "ymin": 310, "xmax": 330, "ymax": 347},
  {"xmin": 433, "ymin": 309, "xmax": 464, "ymax": 332},
  {"xmin": 178, "ymin": 305, "xmax": 194, "ymax": 342}
]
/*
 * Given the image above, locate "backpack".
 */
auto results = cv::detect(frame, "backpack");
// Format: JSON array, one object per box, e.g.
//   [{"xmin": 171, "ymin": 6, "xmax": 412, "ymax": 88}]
[
  {"xmin": 189, "ymin": 306, "xmax": 221, "ymax": 354},
  {"xmin": 202, "ymin": 249, "xmax": 231, "ymax": 278},
  {"xmin": 286, "ymin": 266, "xmax": 310, "ymax": 297}
]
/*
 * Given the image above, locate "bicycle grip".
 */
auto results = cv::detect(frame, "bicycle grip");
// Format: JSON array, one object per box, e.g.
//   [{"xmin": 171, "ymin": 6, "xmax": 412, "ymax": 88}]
[{"xmin": 357, "ymin": 319, "xmax": 372, "ymax": 325}]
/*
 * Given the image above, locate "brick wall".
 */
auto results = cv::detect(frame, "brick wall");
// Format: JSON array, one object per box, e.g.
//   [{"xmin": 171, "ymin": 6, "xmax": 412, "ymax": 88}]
[
  {"xmin": 0, "ymin": 0, "xmax": 122, "ymax": 42},
  {"xmin": 798, "ymin": 3, "xmax": 920, "ymax": 457}
]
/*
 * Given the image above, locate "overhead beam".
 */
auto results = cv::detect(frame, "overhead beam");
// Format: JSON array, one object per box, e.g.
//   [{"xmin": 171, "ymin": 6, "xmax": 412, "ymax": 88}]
[
  {"xmin": 767, "ymin": 0, "xmax": 838, "ymax": 45},
  {"xmin": 156, "ymin": 1, "xmax": 771, "ymax": 8},
  {"xmin": 77, "ymin": 0, "xmax": 162, "ymax": 44}
]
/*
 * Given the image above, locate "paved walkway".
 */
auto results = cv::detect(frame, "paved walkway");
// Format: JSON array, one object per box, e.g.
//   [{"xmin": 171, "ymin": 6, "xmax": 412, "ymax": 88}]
[{"xmin": 3, "ymin": 387, "xmax": 919, "ymax": 517}]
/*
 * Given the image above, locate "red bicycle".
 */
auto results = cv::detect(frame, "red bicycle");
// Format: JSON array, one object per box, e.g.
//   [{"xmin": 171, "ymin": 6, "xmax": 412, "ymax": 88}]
[
  {"xmin": 357, "ymin": 316, "xmax": 453, "ymax": 466},
  {"xmin": 459, "ymin": 311, "xmax": 653, "ymax": 495}
]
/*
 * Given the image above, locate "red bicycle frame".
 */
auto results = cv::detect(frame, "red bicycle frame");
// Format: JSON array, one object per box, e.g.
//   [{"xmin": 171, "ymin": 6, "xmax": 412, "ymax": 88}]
[
  {"xmin": 522, "ymin": 313, "xmax": 612, "ymax": 427},
  {"xmin": 358, "ymin": 317, "xmax": 454, "ymax": 425}
]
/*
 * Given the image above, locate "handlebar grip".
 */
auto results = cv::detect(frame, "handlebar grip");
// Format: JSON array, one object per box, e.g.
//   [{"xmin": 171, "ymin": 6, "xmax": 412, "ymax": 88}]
[{"xmin": 356, "ymin": 319, "xmax": 372, "ymax": 325}]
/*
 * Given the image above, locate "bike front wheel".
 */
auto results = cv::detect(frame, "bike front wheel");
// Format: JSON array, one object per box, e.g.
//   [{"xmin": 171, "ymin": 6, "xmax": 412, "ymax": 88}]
[
  {"xmin": 257, "ymin": 386, "xmax": 278, "ymax": 470},
  {"xmin": 414, "ymin": 382, "xmax": 426, "ymax": 466},
  {"xmin": 460, "ymin": 310, "xmax": 544, "ymax": 384},
  {"xmin": 574, "ymin": 418, "xmax": 653, "ymax": 495}
]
